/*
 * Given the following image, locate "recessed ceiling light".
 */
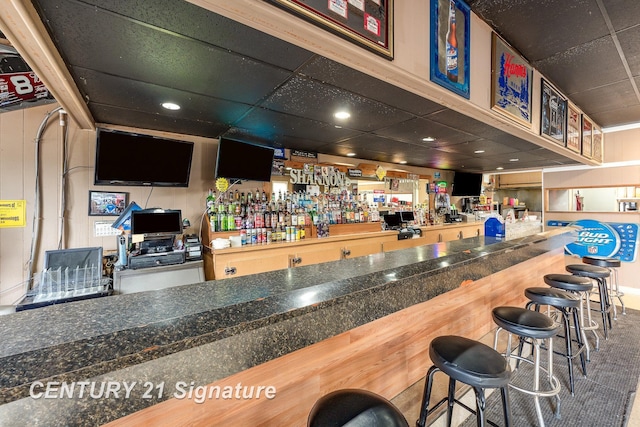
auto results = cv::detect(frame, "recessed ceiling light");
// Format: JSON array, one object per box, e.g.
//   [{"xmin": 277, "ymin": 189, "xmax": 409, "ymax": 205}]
[
  {"xmin": 422, "ymin": 137, "xmax": 435, "ymax": 142},
  {"xmin": 509, "ymin": 158, "xmax": 519, "ymax": 162},
  {"xmin": 474, "ymin": 150, "xmax": 485, "ymax": 154},
  {"xmin": 346, "ymin": 152, "xmax": 356, "ymax": 157},
  {"xmin": 161, "ymin": 102, "xmax": 180, "ymax": 110},
  {"xmin": 496, "ymin": 167, "xmax": 504, "ymax": 170},
  {"xmin": 399, "ymin": 160, "xmax": 407, "ymax": 164},
  {"xmin": 334, "ymin": 111, "xmax": 351, "ymax": 120}
]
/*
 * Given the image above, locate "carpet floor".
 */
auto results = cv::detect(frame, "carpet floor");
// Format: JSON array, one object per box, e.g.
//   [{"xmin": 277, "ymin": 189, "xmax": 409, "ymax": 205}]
[{"xmin": 456, "ymin": 308, "xmax": 640, "ymax": 427}]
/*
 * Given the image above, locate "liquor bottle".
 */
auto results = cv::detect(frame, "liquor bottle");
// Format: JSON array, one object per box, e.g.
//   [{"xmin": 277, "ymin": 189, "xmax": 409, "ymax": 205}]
[
  {"xmin": 445, "ymin": 0, "xmax": 458, "ymax": 83},
  {"xmin": 206, "ymin": 189, "xmax": 215, "ymax": 214}
]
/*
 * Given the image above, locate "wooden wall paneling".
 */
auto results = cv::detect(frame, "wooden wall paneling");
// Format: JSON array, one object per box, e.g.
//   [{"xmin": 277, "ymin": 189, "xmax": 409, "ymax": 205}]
[{"xmin": 105, "ymin": 248, "xmax": 565, "ymax": 427}]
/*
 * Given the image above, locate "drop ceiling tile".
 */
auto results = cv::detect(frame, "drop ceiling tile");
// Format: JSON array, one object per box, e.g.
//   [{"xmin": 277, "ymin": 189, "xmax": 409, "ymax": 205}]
[
  {"xmin": 374, "ymin": 117, "xmax": 476, "ymax": 145},
  {"xmin": 616, "ymin": 26, "xmax": 640, "ymax": 76},
  {"xmin": 73, "ymin": 67, "xmax": 253, "ymax": 125},
  {"xmin": 603, "ymin": 0, "xmax": 640, "ymax": 32},
  {"xmin": 534, "ymin": 36, "xmax": 626, "ymax": 95},
  {"xmin": 232, "ymin": 107, "xmax": 362, "ymax": 144},
  {"xmin": 90, "ymin": 104, "xmax": 230, "ymax": 137},
  {"xmin": 261, "ymin": 76, "xmax": 414, "ymax": 132},
  {"xmin": 434, "ymin": 139, "xmax": 522, "ymax": 156},
  {"xmin": 67, "ymin": 0, "xmax": 315, "ymax": 71},
  {"xmin": 589, "ymin": 103, "xmax": 640, "ymax": 128},
  {"xmin": 36, "ymin": 0, "xmax": 292, "ymax": 105},
  {"xmin": 299, "ymin": 56, "xmax": 445, "ymax": 116},
  {"xmin": 467, "ymin": 0, "xmax": 607, "ymax": 62},
  {"xmin": 570, "ymin": 80, "xmax": 639, "ymax": 120},
  {"xmin": 425, "ymin": 109, "xmax": 505, "ymax": 140}
]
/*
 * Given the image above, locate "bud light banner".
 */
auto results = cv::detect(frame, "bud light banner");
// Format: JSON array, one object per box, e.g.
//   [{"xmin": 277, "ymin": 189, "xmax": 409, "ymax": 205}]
[{"xmin": 547, "ymin": 219, "xmax": 638, "ymax": 262}]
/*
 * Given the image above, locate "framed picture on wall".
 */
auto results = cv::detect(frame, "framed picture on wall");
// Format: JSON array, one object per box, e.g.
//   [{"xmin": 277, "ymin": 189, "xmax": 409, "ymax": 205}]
[
  {"xmin": 566, "ymin": 102, "xmax": 582, "ymax": 153},
  {"xmin": 592, "ymin": 124, "xmax": 603, "ymax": 162},
  {"xmin": 582, "ymin": 115, "xmax": 593, "ymax": 158},
  {"xmin": 89, "ymin": 191, "xmax": 128, "ymax": 216},
  {"xmin": 264, "ymin": 0, "xmax": 394, "ymax": 59},
  {"xmin": 540, "ymin": 79, "xmax": 567, "ymax": 145},
  {"xmin": 430, "ymin": 0, "xmax": 471, "ymax": 98},
  {"xmin": 491, "ymin": 32, "xmax": 533, "ymax": 127}
]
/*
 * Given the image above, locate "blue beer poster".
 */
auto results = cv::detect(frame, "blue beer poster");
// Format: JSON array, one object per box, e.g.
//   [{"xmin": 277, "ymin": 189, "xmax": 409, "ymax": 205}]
[{"xmin": 547, "ymin": 219, "xmax": 639, "ymax": 262}]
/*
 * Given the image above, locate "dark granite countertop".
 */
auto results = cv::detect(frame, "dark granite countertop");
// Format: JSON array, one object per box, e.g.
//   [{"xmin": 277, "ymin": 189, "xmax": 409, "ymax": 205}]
[{"xmin": 0, "ymin": 230, "xmax": 575, "ymax": 426}]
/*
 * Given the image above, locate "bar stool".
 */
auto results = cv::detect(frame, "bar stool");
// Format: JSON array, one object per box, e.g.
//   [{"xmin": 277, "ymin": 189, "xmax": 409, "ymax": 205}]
[
  {"xmin": 492, "ymin": 306, "xmax": 561, "ymax": 427},
  {"xmin": 308, "ymin": 388, "xmax": 409, "ymax": 427},
  {"xmin": 565, "ymin": 263, "xmax": 612, "ymax": 339},
  {"xmin": 544, "ymin": 274, "xmax": 599, "ymax": 361},
  {"xmin": 582, "ymin": 255, "xmax": 625, "ymax": 319},
  {"xmin": 416, "ymin": 335, "xmax": 511, "ymax": 427},
  {"xmin": 525, "ymin": 287, "xmax": 586, "ymax": 396}
]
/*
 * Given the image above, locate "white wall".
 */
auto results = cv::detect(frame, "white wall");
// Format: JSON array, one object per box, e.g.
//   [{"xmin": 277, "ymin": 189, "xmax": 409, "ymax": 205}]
[
  {"xmin": 0, "ymin": 104, "xmax": 219, "ymax": 304},
  {"xmin": 543, "ymin": 128, "xmax": 640, "ymax": 291}
]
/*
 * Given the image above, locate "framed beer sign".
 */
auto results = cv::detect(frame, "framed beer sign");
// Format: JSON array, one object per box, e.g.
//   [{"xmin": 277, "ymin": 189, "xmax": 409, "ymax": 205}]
[
  {"xmin": 582, "ymin": 115, "xmax": 593, "ymax": 158},
  {"xmin": 540, "ymin": 79, "xmax": 567, "ymax": 145},
  {"xmin": 264, "ymin": 0, "xmax": 393, "ymax": 59},
  {"xmin": 491, "ymin": 33, "xmax": 533, "ymax": 127},
  {"xmin": 592, "ymin": 124, "xmax": 603, "ymax": 162},
  {"xmin": 430, "ymin": 0, "xmax": 471, "ymax": 99},
  {"xmin": 566, "ymin": 102, "xmax": 582, "ymax": 154}
]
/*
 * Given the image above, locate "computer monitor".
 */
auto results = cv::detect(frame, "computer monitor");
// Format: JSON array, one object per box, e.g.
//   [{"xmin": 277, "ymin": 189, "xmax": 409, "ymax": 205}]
[
  {"xmin": 383, "ymin": 213, "xmax": 401, "ymax": 228},
  {"xmin": 399, "ymin": 211, "xmax": 415, "ymax": 222},
  {"xmin": 44, "ymin": 247, "xmax": 103, "ymax": 271}
]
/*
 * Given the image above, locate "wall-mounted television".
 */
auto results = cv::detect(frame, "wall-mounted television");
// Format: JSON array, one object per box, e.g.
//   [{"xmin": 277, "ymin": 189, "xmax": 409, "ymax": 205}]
[
  {"xmin": 94, "ymin": 128, "xmax": 194, "ymax": 187},
  {"xmin": 451, "ymin": 172, "xmax": 483, "ymax": 197},
  {"xmin": 215, "ymin": 138, "xmax": 274, "ymax": 182},
  {"xmin": 131, "ymin": 209, "xmax": 183, "ymax": 237}
]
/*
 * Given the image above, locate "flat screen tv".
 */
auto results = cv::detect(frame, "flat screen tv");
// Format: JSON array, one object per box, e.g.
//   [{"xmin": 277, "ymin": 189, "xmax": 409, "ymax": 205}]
[
  {"xmin": 94, "ymin": 128, "xmax": 194, "ymax": 187},
  {"xmin": 451, "ymin": 172, "xmax": 483, "ymax": 197},
  {"xmin": 131, "ymin": 209, "xmax": 183, "ymax": 237},
  {"xmin": 215, "ymin": 138, "xmax": 274, "ymax": 182}
]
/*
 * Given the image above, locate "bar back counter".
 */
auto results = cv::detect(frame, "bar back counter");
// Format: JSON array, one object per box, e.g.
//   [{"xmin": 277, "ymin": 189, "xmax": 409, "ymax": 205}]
[{"xmin": 0, "ymin": 229, "xmax": 574, "ymax": 426}]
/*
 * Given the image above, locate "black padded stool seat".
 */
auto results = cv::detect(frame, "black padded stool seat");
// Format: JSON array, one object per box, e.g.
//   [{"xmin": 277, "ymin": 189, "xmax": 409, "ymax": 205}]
[
  {"xmin": 583, "ymin": 255, "xmax": 626, "ymax": 319},
  {"xmin": 492, "ymin": 307, "xmax": 561, "ymax": 427},
  {"xmin": 525, "ymin": 287, "xmax": 580, "ymax": 309},
  {"xmin": 582, "ymin": 256, "xmax": 621, "ymax": 269},
  {"xmin": 566, "ymin": 263, "xmax": 610, "ymax": 279},
  {"xmin": 566, "ymin": 263, "xmax": 613, "ymax": 338},
  {"xmin": 525, "ymin": 287, "xmax": 586, "ymax": 396},
  {"xmin": 544, "ymin": 274, "xmax": 592, "ymax": 292},
  {"xmin": 492, "ymin": 306, "xmax": 560, "ymax": 340},
  {"xmin": 308, "ymin": 388, "xmax": 409, "ymax": 427},
  {"xmin": 544, "ymin": 274, "xmax": 598, "ymax": 360},
  {"xmin": 417, "ymin": 335, "xmax": 511, "ymax": 427}
]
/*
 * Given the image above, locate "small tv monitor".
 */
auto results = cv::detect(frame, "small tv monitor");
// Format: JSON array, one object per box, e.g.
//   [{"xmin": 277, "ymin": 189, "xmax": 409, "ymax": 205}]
[
  {"xmin": 44, "ymin": 247, "xmax": 103, "ymax": 271},
  {"xmin": 131, "ymin": 209, "xmax": 183, "ymax": 237},
  {"xmin": 451, "ymin": 172, "xmax": 483, "ymax": 197},
  {"xmin": 94, "ymin": 128, "xmax": 194, "ymax": 187},
  {"xmin": 215, "ymin": 138, "xmax": 274, "ymax": 182},
  {"xmin": 399, "ymin": 211, "xmax": 415, "ymax": 222},
  {"xmin": 383, "ymin": 213, "xmax": 401, "ymax": 228}
]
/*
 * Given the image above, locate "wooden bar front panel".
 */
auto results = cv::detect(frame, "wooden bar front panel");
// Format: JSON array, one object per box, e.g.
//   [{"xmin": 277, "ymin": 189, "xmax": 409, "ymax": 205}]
[{"xmin": 106, "ymin": 247, "xmax": 564, "ymax": 427}]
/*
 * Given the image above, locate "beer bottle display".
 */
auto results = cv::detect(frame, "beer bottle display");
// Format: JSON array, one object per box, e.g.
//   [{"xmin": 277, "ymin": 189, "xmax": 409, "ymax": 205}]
[{"xmin": 445, "ymin": 0, "xmax": 458, "ymax": 83}]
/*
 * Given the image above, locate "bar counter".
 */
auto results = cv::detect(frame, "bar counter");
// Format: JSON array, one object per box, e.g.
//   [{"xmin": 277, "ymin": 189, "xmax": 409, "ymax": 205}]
[{"xmin": 0, "ymin": 229, "xmax": 574, "ymax": 426}]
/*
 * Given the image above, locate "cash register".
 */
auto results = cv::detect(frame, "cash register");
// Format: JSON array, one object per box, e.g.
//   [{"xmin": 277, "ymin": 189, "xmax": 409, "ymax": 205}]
[
  {"xmin": 384, "ymin": 212, "xmax": 422, "ymax": 240},
  {"xmin": 127, "ymin": 209, "xmax": 186, "ymax": 269}
]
